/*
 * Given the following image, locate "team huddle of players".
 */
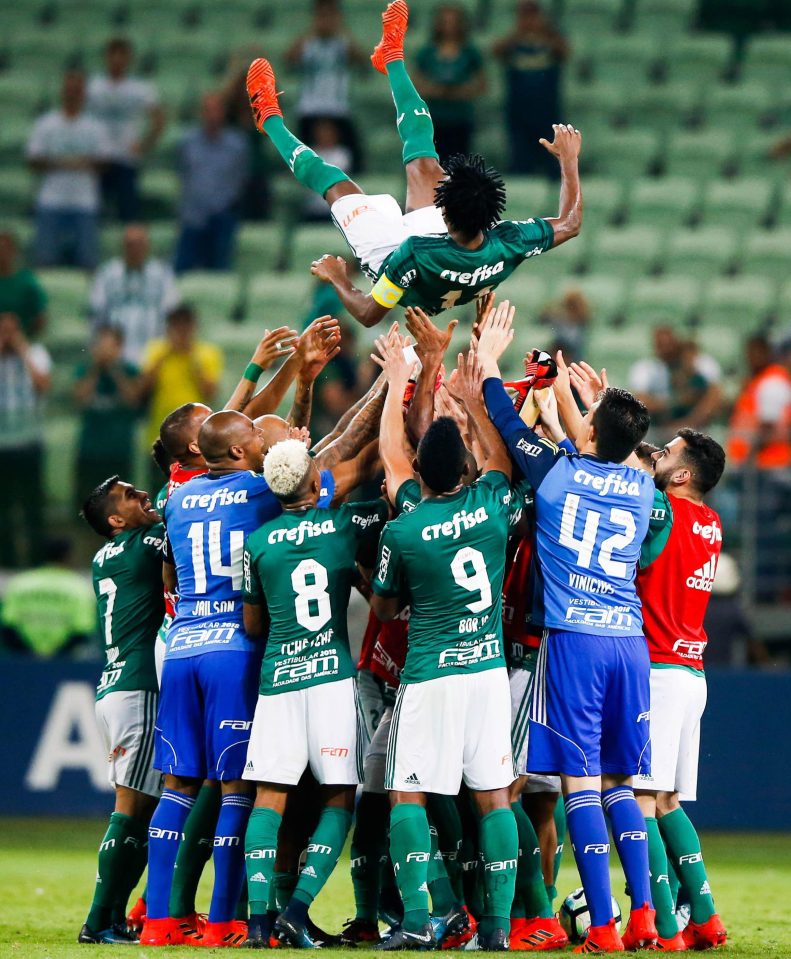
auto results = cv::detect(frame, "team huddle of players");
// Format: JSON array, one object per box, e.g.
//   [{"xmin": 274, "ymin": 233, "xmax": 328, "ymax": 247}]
[{"xmin": 77, "ymin": 291, "xmax": 728, "ymax": 954}]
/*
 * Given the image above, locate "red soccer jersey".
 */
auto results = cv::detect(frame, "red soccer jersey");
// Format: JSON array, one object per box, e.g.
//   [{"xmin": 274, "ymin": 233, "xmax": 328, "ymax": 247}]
[
  {"xmin": 358, "ymin": 607, "xmax": 409, "ymax": 688},
  {"xmin": 502, "ymin": 536, "xmax": 541, "ymax": 657},
  {"xmin": 637, "ymin": 495, "xmax": 722, "ymax": 670},
  {"xmin": 163, "ymin": 462, "xmax": 208, "ymax": 617}
]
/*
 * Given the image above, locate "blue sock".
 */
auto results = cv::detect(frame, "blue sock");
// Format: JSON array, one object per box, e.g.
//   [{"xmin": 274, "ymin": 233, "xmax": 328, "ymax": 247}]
[
  {"xmin": 283, "ymin": 897, "xmax": 309, "ymax": 926},
  {"xmin": 209, "ymin": 793, "xmax": 254, "ymax": 923},
  {"xmin": 602, "ymin": 786, "xmax": 653, "ymax": 911},
  {"xmin": 564, "ymin": 790, "xmax": 614, "ymax": 928},
  {"xmin": 147, "ymin": 789, "xmax": 195, "ymax": 920}
]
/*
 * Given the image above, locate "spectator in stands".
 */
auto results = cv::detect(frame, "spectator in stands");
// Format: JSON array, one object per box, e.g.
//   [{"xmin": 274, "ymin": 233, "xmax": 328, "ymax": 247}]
[
  {"xmin": 0, "ymin": 312, "xmax": 51, "ymax": 568},
  {"xmin": 27, "ymin": 70, "xmax": 110, "ymax": 270},
  {"xmin": 303, "ymin": 119, "xmax": 353, "ymax": 221},
  {"xmin": 414, "ymin": 5, "xmax": 485, "ymax": 161},
  {"xmin": 89, "ymin": 223, "xmax": 180, "ymax": 365},
  {"xmin": 285, "ymin": 0, "xmax": 366, "ymax": 171},
  {"xmin": 539, "ymin": 287, "xmax": 590, "ymax": 361},
  {"xmin": 140, "ymin": 305, "xmax": 222, "ymax": 452},
  {"xmin": 221, "ymin": 58, "xmax": 273, "ymax": 220},
  {"xmin": 87, "ymin": 36, "xmax": 166, "ymax": 222},
  {"xmin": 493, "ymin": 0, "xmax": 568, "ymax": 178},
  {"xmin": 0, "ymin": 537, "xmax": 96, "ymax": 658},
  {"xmin": 73, "ymin": 326, "xmax": 143, "ymax": 506},
  {"xmin": 0, "ymin": 231, "xmax": 47, "ymax": 339},
  {"xmin": 629, "ymin": 325, "xmax": 722, "ymax": 437},
  {"xmin": 173, "ymin": 92, "xmax": 249, "ymax": 273}
]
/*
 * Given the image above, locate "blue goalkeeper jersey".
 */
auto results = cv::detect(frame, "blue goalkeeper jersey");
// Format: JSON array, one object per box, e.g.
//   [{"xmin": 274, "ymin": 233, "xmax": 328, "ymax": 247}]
[
  {"xmin": 483, "ymin": 378, "xmax": 654, "ymax": 637},
  {"xmin": 164, "ymin": 468, "xmax": 335, "ymax": 659}
]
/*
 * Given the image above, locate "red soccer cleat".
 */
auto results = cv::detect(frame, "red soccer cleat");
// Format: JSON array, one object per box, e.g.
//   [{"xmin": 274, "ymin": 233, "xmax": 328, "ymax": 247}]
[
  {"xmin": 621, "ymin": 904, "xmax": 658, "ymax": 950},
  {"xmin": 574, "ymin": 918, "xmax": 626, "ymax": 954},
  {"xmin": 655, "ymin": 931, "xmax": 687, "ymax": 950},
  {"xmin": 125, "ymin": 896, "xmax": 146, "ymax": 934},
  {"xmin": 442, "ymin": 906, "xmax": 477, "ymax": 950},
  {"xmin": 512, "ymin": 916, "xmax": 570, "ymax": 950},
  {"xmin": 504, "ymin": 350, "xmax": 558, "ymax": 412},
  {"xmin": 247, "ymin": 58, "xmax": 283, "ymax": 132},
  {"xmin": 139, "ymin": 916, "xmax": 190, "ymax": 946},
  {"xmin": 682, "ymin": 914, "xmax": 727, "ymax": 950},
  {"xmin": 199, "ymin": 919, "xmax": 248, "ymax": 948},
  {"xmin": 371, "ymin": 0, "xmax": 410, "ymax": 74},
  {"xmin": 176, "ymin": 911, "xmax": 207, "ymax": 943}
]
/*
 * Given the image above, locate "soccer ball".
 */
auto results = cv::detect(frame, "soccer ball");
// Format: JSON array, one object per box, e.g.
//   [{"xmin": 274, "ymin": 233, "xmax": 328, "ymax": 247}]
[{"xmin": 558, "ymin": 887, "xmax": 622, "ymax": 943}]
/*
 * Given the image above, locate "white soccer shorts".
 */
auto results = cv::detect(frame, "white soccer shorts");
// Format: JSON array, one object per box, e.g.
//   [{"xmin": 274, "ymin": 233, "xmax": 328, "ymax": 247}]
[
  {"xmin": 385, "ymin": 667, "xmax": 515, "ymax": 794},
  {"xmin": 510, "ymin": 668, "xmax": 561, "ymax": 795},
  {"xmin": 95, "ymin": 689, "xmax": 162, "ymax": 798},
  {"xmin": 330, "ymin": 192, "xmax": 446, "ymax": 278},
  {"xmin": 637, "ymin": 666, "xmax": 707, "ymax": 801},
  {"xmin": 363, "ymin": 705, "xmax": 393, "ymax": 795},
  {"xmin": 243, "ymin": 677, "xmax": 365, "ymax": 786},
  {"xmin": 155, "ymin": 634, "xmax": 167, "ymax": 687}
]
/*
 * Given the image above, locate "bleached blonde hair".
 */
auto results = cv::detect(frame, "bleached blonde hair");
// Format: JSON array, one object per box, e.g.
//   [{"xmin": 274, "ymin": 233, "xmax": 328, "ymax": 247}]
[{"xmin": 264, "ymin": 439, "xmax": 312, "ymax": 499}]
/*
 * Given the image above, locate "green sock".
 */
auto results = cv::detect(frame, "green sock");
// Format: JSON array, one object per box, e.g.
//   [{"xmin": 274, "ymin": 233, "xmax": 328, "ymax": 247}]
[
  {"xmin": 389, "ymin": 803, "xmax": 432, "ymax": 931},
  {"xmin": 512, "ymin": 802, "xmax": 553, "ymax": 919},
  {"xmin": 111, "ymin": 823, "xmax": 148, "ymax": 924},
  {"xmin": 268, "ymin": 870, "xmax": 298, "ymax": 913},
  {"xmin": 428, "ymin": 824, "xmax": 458, "ymax": 915},
  {"xmin": 426, "ymin": 794, "xmax": 464, "ymax": 902},
  {"xmin": 291, "ymin": 807, "xmax": 353, "ymax": 907},
  {"xmin": 659, "ymin": 808, "xmax": 715, "ymax": 924},
  {"xmin": 263, "ymin": 116, "xmax": 350, "ymax": 197},
  {"xmin": 86, "ymin": 813, "xmax": 146, "ymax": 931},
  {"xmin": 551, "ymin": 797, "xmax": 566, "ymax": 901},
  {"xmin": 245, "ymin": 807, "xmax": 282, "ymax": 915},
  {"xmin": 351, "ymin": 793, "xmax": 387, "ymax": 922},
  {"xmin": 170, "ymin": 783, "xmax": 220, "ymax": 918},
  {"xmin": 667, "ymin": 850, "xmax": 681, "ymax": 910},
  {"xmin": 385, "ymin": 60, "xmax": 440, "ymax": 165},
  {"xmin": 646, "ymin": 817, "xmax": 679, "ymax": 940},
  {"xmin": 479, "ymin": 808, "xmax": 519, "ymax": 937}
]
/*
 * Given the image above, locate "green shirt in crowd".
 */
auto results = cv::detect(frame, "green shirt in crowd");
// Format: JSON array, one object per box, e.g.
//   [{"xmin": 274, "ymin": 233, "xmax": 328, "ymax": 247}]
[
  {"xmin": 0, "ymin": 268, "xmax": 47, "ymax": 337},
  {"xmin": 416, "ymin": 43, "xmax": 483, "ymax": 125},
  {"xmin": 92, "ymin": 524, "xmax": 165, "ymax": 700},
  {"xmin": 74, "ymin": 360, "xmax": 140, "ymax": 463},
  {"xmin": 372, "ymin": 471, "xmax": 512, "ymax": 684}
]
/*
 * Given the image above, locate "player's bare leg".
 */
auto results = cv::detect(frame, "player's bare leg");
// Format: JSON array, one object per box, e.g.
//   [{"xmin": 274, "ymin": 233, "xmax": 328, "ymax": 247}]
[{"xmin": 372, "ymin": 1, "xmax": 446, "ymax": 213}]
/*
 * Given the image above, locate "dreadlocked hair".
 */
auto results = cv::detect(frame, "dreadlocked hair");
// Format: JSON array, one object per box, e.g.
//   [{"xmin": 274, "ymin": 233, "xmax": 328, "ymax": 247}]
[{"xmin": 434, "ymin": 154, "xmax": 507, "ymax": 238}]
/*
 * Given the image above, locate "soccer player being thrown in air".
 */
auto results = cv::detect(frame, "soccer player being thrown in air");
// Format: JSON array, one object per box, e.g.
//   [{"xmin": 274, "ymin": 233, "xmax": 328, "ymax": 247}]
[{"xmin": 245, "ymin": 0, "xmax": 582, "ymax": 326}]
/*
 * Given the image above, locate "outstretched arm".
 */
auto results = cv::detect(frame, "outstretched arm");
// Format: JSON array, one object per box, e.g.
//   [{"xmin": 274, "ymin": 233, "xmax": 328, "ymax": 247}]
[
  {"xmin": 314, "ymin": 379, "xmax": 387, "ymax": 470},
  {"xmin": 313, "ymin": 369, "xmax": 387, "ymax": 455},
  {"xmin": 404, "ymin": 306, "xmax": 458, "ymax": 447},
  {"xmin": 224, "ymin": 326, "xmax": 298, "ymax": 413},
  {"xmin": 447, "ymin": 350, "xmax": 512, "ymax": 480},
  {"xmin": 310, "ymin": 255, "xmax": 390, "ymax": 328},
  {"xmin": 370, "ymin": 331, "xmax": 418, "ymax": 502},
  {"xmin": 286, "ymin": 316, "xmax": 342, "ymax": 429},
  {"xmin": 541, "ymin": 124, "xmax": 583, "ymax": 247}
]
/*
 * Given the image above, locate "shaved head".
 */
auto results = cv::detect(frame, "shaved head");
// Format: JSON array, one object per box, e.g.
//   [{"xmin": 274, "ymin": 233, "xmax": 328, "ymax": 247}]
[
  {"xmin": 199, "ymin": 410, "xmax": 265, "ymax": 472},
  {"xmin": 255, "ymin": 414, "xmax": 290, "ymax": 453},
  {"xmin": 160, "ymin": 403, "xmax": 212, "ymax": 464}
]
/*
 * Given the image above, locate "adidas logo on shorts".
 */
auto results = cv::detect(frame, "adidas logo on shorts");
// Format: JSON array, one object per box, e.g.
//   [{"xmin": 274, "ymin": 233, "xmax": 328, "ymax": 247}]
[{"xmin": 404, "ymin": 773, "xmax": 421, "ymax": 786}]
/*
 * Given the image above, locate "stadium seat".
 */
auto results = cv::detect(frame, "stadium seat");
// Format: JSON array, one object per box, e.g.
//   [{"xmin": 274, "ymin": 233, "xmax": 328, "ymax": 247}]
[
  {"xmin": 586, "ymin": 226, "xmax": 663, "ymax": 280},
  {"xmin": 247, "ymin": 272, "xmax": 316, "ymax": 327},
  {"xmin": 146, "ymin": 223, "xmax": 178, "ymax": 261},
  {"xmin": 662, "ymin": 227, "xmax": 737, "ymax": 280},
  {"xmin": 589, "ymin": 35, "xmax": 661, "ymax": 87},
  {"xmin": 533, "ymin": 231, "xmax": 587, "ymax": 279},
  {"xmin": 663, "ymin": 129, "xmax": 733, "ymax": 179},
  {"xmin": 741, "ymin": 230, "xmax": 791, "ymax": 284},
  {"xmin": 700, "ymin": 82, "xmax": 773, "ymax": 133},
  {"xmin": 43, "ymin": 416, "xmax": 78, "ymax": 511},
  {"xmin": 627, "ymin": 177, "xmax": 700, "ymax": 230},
  {"xmin": 733, "ymin": 130, "xmax": 790, "ymax": 181},
  {"xmin": 694, "ymin": 325, "xmax": 743, "ymax": 372},
  {"xmin": 0, "ymin": 73, "xmax": 49, "ymax": 118},
  {"xmin": 700, "ymin": 178, "xmax": 773, "ymax": 232},
  {"xmin": 291, "ymin": 224, "xmax": 347, "ymax": 271},
  {"xmin": 504, "ymin": 177, "xmax": 552, "ymax": 221},
  {"xmin": 630, "ymin": 0, "xmax": 697, "ymax": 36},
  {"xmin": 587, "ymin": 325, "xmax": 653, "ymax": 382},
  {"xmin": 236, "ymin": 224, "xmax": 285, "ymax": 275},
  {"xmin": 0, "ymin": 116, "xmax": 32, "ymax": 164},
  {"xmin": 39, "ymin": 269, "xmax": 90, "ymax": 323},
  {"xmin": 587, "ymin": 130, "xmax": 659, "ymax": 179},
  {"xmin": 0, "ymin": 169, "xmax": 35, "ymax": 217},
  {"xmin": 495, "ymin": 273, "xmax": 550, "ymax": 322},
  {"xmin": 140, "ymin": 169, "xmax": 180, "ymax": 219},
  {"xmin": 621, "ymin": 84, "xmax": 699, "ymax": 134},
  {"xmin": 177, "ymin": 272, "xmax": 244, "ymax": 322},
  {"xmin": 7, "ymin": 29, "xmax": 81, "ymax": 73},
  {"xmin": 624, "ymin": 275, "xmax": 702, "ymax": 327},
  {"xmin": 556, "ymin": 275, "xmax": 628, "ymax": 319},
  {"xmin": 662, "ymin": 34, "xmax": 733, "ymax": 87},
  {"xmin": 740, "ymin": 34, "xmax": 791, "ymax": 87},
  {"xmin": 577, "ymin": 176, "xmax": 624, "ymax": 230},
  {"xmin": 561, "ymin": 0, "xmax": 625, "ymax": 39},
  {"xmin": 777, "ymin": 181, "xmax": 791, "ymax": 227},
  {"xmin": 566, "ymin": 82, "xmax": 625, "ymax": 130},
  {"xmin": 698, "ymin": 277, "xmax": 776, "ymax": 331}
]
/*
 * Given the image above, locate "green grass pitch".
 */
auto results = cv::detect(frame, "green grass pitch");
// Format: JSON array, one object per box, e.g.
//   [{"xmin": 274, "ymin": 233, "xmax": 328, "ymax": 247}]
[{"xmin": 2, "ymin": 819, "xmax": 789, "ymax": 957}]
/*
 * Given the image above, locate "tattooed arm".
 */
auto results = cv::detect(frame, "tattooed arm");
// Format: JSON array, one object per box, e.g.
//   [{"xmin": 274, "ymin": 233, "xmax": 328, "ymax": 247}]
[
  {"xmin": 403, "ymin": 306, "xmax": 457, "ymax": 447},
  {"xmin": 313, "ymin": 379, "xmax": 387, "ymax": 471}
]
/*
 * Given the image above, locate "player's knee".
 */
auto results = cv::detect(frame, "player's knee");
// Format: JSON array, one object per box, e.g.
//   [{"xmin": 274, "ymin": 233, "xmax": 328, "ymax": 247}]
[{"xmin": 656, "ymin": 791, "xmax": 681, "ymax": 816}]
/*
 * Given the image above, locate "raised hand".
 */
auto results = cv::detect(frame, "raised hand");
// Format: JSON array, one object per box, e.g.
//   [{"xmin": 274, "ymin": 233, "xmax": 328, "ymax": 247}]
[
  {"xmin": 569, "ymin": 360, "xmax": 609, "ymax": 410},
  {"xmin": 296, "ymin": 316, "xmax": 342, "ymax": 381},
  {"xmin": 251, "ymin": 326, "xmax": 299, "ymax": 370},
  {"xmin": 371, "ymin": 331, "xmax": 417, "ymax": 389},
  {"xmin": 534, "ymin": 387, "xmax": 565, "ymax": 443},
  {"xmin": 446, "ymin": 350, "xmax": 485, "ymax": 410},
  {"xmin": 476, "ymin": 298, "xmax": 516, "ymax": 366},
  {"xmin": 310, "ymin": 254, "xmax": 347, "ymax": 284},
  {"xmin": 539, "ymin": 123, "xmax": 582, "ymax": 162},
  {"xmin": 472, "ymin": 291, "xmax": 496, "ymax": 342},
  {"xmin": 404, "ymin": 306, "xmax": 457, "ymax": 359}
]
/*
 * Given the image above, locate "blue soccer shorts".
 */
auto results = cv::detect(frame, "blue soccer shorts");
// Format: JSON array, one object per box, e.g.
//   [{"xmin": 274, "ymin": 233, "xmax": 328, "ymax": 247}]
[
  {"xmin": 154, "ymin": 650, "xmax": 260, "ymax": 781},
  {"xmin": 526, "ymin": 630, "xmax": 651, "ymax": 778}
]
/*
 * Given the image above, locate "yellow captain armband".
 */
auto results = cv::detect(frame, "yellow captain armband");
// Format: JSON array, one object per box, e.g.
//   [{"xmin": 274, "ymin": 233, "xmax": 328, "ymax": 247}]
[{"xmin": 371, "ymin": 273, "xmax": 405, "ymax": 308}]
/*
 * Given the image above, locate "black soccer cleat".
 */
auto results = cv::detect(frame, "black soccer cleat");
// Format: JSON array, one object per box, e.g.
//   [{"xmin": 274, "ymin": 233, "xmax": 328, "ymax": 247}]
[
  {"xmin": 377, "ymin": 922, "xmax": 437, "ymax": 950},
  {"xmin": 273, "ymin": 913, "xmax": 322, "ymax": 949},
  {"xmin": 431, "ymin": 906, "xmax": 469, "ymax": 946},
  {"xmin": 78, "ymin": 922, "xmax": 139, "ymax": 944},
  {"xmin": 307, "ymin": 915, "xmax": 342, "ymax": 947},
  {"xmin": 463, "ymin": 927, "xmax": 509, "ymax": 951},
  {"xmin": 340, "ymin": 917, "xmax": 382, "ymax": 946}
]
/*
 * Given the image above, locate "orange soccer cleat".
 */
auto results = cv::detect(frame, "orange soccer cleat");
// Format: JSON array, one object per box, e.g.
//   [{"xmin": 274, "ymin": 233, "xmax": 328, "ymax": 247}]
[
  {"xmin": 199, "ymin": 919, "xmax": 248, "ymax": 948},
  {"xmin": 511, "ymin": 915, "xmax": 569, "ymax": 950},
  {"xmin": 371, "ymin": 0, "xmax": 410, "ymax": 74},
  {"xmin": 176, "ymin": 911, "xmax": 207, "ymax": 944},
  {"xmin": 139, "ymin": 916, "xmax": 191, "ymax": 946},
  {"xmin": 574, "ymin": 918, "xmax": 626, "ymax": 954},
  {"xmin": 442, "ymin": 906, "xmax": 477, "ymax": 950},
  {"xmin": 621, "ymin": 903, "xmax": 658, "ymax": 950},
  {"xmin": 125, "ymin": 896, "xmax": 147, "ymax": 934},
  {"xmin": 655, "ymin": 931, "xmax": 688, "ymax": 950},
  {"xmin": 246, "ymin": 58, "xmax": 283, "ymax": 132},
  {"xmin": 682, "ymin": 914, "xmax": 727, "ymax": 950}
]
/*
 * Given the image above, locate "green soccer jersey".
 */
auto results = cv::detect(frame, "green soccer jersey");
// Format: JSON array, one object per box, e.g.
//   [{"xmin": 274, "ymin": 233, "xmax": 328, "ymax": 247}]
[
  {"xmin": 92, "ymin": 524, "xmax": 166, "ymax": 700},
  {"xmin": 243, "ymin": 500, "xmax": 389, "ymax": 695},
  {"xmin": 372, "ymin": 471, "xmax": 512, "ymax": 684},
  {"xmin": 640, "ymin": 488, "xmax": 674, "ymax": 568},
  {"xmin": 370, "ymin": 218, "xmax": 555, "ymax": 316}
]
